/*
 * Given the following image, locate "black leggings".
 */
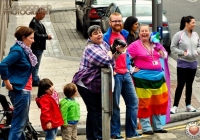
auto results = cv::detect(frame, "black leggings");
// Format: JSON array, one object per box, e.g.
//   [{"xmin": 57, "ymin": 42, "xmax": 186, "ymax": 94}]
[{"xmin": 173, "ymin": 67, "xmax": 196, "ymax": 106}]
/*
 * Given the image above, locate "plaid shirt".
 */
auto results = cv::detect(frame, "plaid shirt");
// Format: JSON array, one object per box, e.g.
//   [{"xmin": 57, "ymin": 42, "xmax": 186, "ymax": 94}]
[{"xmin": 72, "ymin": 39, "xmax": 115, "ymax": 94}]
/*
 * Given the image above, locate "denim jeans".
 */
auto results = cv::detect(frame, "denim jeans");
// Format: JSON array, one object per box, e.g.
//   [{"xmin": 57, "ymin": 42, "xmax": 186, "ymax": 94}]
[
  {"xmin": 111, "ymin": 72, "xmax": 139, "ymax": 138},
  {"xmin": 44, "ymin": 128, "xmax": 58, "ymax": 140},
  {"xmin": 32, "ymin": 49, "xmax": 43, "ymax": 85},
  {"xmin": 140, "ymin": 115, "xmax": 163, "ymax": 132},
  {"xmin": 8, "ymin": 90, "xmax": 31, "ymax": 140},
  {"xmin": 76, "ymin": 85, "xmax": 102, "ymax": 140}
]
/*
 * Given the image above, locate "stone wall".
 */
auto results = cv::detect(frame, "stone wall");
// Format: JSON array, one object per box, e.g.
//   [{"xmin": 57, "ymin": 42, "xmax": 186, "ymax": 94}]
[{"xmin": 0, "ymin": 0, "xmax": 10, "ymax": 61}]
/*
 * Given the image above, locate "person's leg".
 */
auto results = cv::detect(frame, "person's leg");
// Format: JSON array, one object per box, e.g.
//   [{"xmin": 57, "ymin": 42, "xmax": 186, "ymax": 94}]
[
  {"xmin": 110, "ymin": 74, "xmax": 123, "ymax": 137},
  {"xmin": 173, "ymin": 67, "xmax": 187, "ymax": 106},
  {"xmin": 140, "ymin": 118, "xmax": 152, "ymax": 133},
  {"xmin": 61, "ymin": 125, "xmax": 73, "ymax": 140},
  {"xmin": 185, "ymin": 68, "xmax": 196, "ymax": 106},
  {"xmin": 151, "ymin": 115, "xmax": 163, "ymax": 131},
  {"xmin": 32, "ymin": 49, "xmax": 43, "ymax": 85},
  {"xmin": 72, "ymin": 124, "xmax": 78, "ymax": 140},
  {"xmin": 121, "ymin": 73, "xmax": 139, "ymax": 137},
  {"xmin": 77, "ymin": 85, "xmax": 102, "ymax": 140},
  {"xmin": 45, "ymin": 128, "xmax": 58, "ymax": 140},
  {"xmin": 8, "ymin": 90, "xmax": 31, "ymax": 140}
]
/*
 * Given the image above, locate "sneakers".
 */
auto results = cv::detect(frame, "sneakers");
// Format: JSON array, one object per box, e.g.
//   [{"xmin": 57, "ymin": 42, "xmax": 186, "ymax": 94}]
[
  {"xmin": 170, "ymin": 106, "xmax": 178, "ymax": 114},
  {"xmin": 126, "ymin": 134, "xmax": 143, "ymax": 139},
  {"xmin": 186, "ymin": 105, "xmax": 196, "ymax": 112},
  {"xmin": 111, "ymin": 135, "xmax": 124, "ymax": 139}
]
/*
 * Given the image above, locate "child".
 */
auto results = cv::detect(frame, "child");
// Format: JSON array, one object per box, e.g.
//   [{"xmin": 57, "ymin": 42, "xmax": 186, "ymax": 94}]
[
  {"xmin": 60, "ymin": 83, "xmax": 80, "ymax": 140},
  {"xmin": 36, "ymin": 78, "xmax": 64, "ymax": 140}
]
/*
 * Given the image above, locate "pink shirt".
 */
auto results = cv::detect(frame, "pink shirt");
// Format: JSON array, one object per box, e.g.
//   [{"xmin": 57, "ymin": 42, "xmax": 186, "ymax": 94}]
[
  {"xmin": 128, "ymin": 40, "xmax": 162, "ymax": 70},
  {"xmin": 110, "ymin": 32, "xmax": 128, "ymax": 74}
]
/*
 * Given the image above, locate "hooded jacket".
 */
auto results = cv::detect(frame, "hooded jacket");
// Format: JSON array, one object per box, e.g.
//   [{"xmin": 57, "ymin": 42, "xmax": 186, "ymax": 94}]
[{"xmin": 36, "ymin": 94, "xmax": 64, "ymax": 130}]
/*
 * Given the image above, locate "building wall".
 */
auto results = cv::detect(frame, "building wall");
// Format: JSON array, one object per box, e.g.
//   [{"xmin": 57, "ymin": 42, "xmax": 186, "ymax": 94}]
[{"xmin": 0, "ymin": 0, "xmax": 10, "ymax": 61}]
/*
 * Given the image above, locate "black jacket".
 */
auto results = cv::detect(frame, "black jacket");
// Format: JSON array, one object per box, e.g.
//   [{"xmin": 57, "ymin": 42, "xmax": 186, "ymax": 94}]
[{"xmin": 29, "ymin": 17, "xmax": 48, "ymax": 50}]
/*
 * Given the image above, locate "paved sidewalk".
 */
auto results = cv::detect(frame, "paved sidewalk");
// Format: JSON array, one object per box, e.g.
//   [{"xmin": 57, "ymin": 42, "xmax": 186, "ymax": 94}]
[{"xmin": 1, "ymin": 0, "xmax": 200, "ymax": 137}]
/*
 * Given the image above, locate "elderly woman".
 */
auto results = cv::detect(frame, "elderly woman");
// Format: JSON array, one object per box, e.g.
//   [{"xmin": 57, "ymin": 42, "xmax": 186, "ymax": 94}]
[
  {"xmin": 72, "ymin": 25, "xmax": 115, "ymax": 140},
  {"xmin": 123, "ymin": 16, "xmax": 139, "ymax": 45},
  {"xmin": 0, "ymin": 26, "xmax": 36, "ymax": 140},
  {"xmin": 127, "ymin": 24, "xmax": 168, "ymax": 135}
]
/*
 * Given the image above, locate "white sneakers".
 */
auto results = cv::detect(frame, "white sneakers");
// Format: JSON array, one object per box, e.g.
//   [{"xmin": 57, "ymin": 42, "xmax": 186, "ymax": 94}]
[
  {"xmin": 170, "ymin": 105, "xmax": 196, "ymax": 114},
  {"xmin": 186, "ymin": 105, "xmax": 196, "ymax": 112},
  {"xmin": 170, "ymin": 106, "xmax": 178, "ymax": 114}
]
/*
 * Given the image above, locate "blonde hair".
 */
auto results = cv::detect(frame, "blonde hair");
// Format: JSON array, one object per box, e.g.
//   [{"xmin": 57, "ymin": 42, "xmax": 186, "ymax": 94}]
[
  {"xmin": 139, "ymin": 24, "xmax": 151, "ymax": 32},
  {"xmin": 109, "ymin": 12, "xmax": 122, "ymax": 21}
]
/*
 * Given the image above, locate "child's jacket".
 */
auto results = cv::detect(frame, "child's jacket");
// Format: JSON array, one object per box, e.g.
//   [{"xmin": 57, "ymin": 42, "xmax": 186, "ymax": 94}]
[
  {"xmin": 59, "ymin": 98, "xmax": 80, "ymax": 126},
  {"xmin": 36, "ymin": 94, "xmax": 64, "ymax": 130}
]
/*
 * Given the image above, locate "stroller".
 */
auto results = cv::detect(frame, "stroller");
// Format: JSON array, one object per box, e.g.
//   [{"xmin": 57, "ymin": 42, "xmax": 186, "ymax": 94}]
[{"xmin": 0, "ymin": 94, "xmax": 39, "ymax": 140}]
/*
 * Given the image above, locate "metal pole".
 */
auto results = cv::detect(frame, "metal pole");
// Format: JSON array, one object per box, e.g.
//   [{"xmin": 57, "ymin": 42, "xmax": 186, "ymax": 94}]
[
  {"xmin": 157, "ymin": 0, "xmax": 163, "ymax": 42},
  {"xmin": 132, "ymin": 0, "xmax": 136, "ymax": 17},
  {"xmin": 152, "ymin": 0, "xmax": 157, "ymax": 32},
  {"xmin": 101, "ymin": 68, "xmax": 112, "ymax": 140}
]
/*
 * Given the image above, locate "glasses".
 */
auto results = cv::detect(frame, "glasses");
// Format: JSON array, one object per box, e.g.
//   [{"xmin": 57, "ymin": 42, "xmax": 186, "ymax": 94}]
[{"xmin": 110, "ymin": 20, "xmax": 123, "ymax": 23}]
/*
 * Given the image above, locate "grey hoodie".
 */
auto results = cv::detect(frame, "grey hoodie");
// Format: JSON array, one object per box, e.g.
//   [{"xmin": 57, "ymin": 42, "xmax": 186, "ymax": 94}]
[{"xmin": 170, "ymin": 29, "xmax": 200, "ymax": 62}]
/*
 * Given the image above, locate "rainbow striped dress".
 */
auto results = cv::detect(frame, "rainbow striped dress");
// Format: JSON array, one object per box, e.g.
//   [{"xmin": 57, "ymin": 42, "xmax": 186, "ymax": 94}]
[{"xmin": 132, "ymin": 69, "xmax": 168, "ymax": 118}]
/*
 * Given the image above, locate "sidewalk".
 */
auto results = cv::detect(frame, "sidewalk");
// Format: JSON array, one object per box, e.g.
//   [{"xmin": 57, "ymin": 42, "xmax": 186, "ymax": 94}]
[{"xmin": 1, "ymin": 0, "xmax": 200, "ymax": 136}]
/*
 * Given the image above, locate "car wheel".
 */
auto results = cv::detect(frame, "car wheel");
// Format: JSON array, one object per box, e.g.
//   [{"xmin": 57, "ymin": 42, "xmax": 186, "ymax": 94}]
[
  {"xmin": 76, "ymin": 13, "xmax": 81, "ymax": 31},
  {"xmin": 83, "ymin": 24, "xmax": 88, "ymax": 39}
]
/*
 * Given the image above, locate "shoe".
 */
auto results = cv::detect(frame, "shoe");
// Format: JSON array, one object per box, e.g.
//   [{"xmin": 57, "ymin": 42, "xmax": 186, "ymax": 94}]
[
  {"xmin": 170, "ymin": 106, "xmax": 178, "ymax": 114},
  {"xmin": 142, "ymin": 131, "xmax": 154, "ymax": 135},
  {"xmin": 154, "ymin": 129, "xmax": 168, "ymax": 133},
  {"xmin": 186, "ymin": 105, "xmax": 196, "ymax": 112},
  {"xmin": 111, "ymin": 135, "xmax": 124, "ymax": 139},
  {"xmin": 126, "ymin": 134, "xmax": 142, "ymax": 139}
]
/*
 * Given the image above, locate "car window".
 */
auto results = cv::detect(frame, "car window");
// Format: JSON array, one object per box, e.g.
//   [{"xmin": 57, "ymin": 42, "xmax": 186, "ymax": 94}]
[
  {"xmin": 93, "ymin": 0, "xmax": 128, "ymax": 5},
  {"xmin": 118, "ymin": 4, "xmax": 152, "ymax": 17},
  {"xmin": 105, "ymin": 4, "xmax": 113, "ymax": 17}
]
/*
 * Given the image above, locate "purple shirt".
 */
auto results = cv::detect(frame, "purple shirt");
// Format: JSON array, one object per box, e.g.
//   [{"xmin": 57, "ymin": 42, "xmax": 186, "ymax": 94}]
[
  {"xmin": 72, "ymin": 39, "xmax": 115, "ymax": 94},
  {"xmin": 177, "ymin": 59, "xmax": 197, "ymax": 69}
]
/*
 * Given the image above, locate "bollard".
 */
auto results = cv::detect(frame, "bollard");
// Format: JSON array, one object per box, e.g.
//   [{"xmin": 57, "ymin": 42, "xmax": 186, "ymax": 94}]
[{"xmin": 101, "ymin": 68, "xmax": 113, "ymax": 140}]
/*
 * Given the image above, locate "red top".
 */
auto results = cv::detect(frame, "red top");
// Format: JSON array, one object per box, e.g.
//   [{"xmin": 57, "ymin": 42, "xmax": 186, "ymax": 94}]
[
  {"xmin": 35, "ymin": 94, "xmax": 64, "ymax": 130},
  {"xmin": 24, "ymin": 74, "xmax": 32, "ymax": 90},
  {"xmin": 110, "ymin": 32, "xmax": 128, "ymax": 74}
]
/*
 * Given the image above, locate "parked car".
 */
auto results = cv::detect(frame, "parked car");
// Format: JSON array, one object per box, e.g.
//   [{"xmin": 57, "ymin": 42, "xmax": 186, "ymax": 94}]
[
  {"xmin": 100, "ymin": 1, "xmax": 171, "ymax": 53},
  {"xmin": 75, "ymin": 0, "xmax": 130, "ymax": 38}
]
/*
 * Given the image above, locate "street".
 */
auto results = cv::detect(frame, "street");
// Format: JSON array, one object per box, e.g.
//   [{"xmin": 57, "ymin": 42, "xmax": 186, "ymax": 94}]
[
  {"xmin": 163, "ymin": 0, "xmax": 200, "ymax": 77},
  {"xmin": 38, "ymin": 119, "xmax": 200, "ymax": 139}
]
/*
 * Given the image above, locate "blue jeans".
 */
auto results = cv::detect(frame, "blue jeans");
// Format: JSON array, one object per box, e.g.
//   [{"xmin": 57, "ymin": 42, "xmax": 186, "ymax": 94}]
[
  {"xmin": 32, "ymin": 49, "xmax": 43, "ymax": 84},
  {"xmin": 8, "ymin": 90, "xmax": 31, "ymax": 140},
  {"xmin": 111, "ymin": 73, "xmax": 139, "ymax": 138},
  {"xmin": 140, "ymin": 115, "xmax": 163, "ymax": 132},
  {"xmin": 44, "ymin": 128, "xmax": 58, "ymax": 140},
  {"xmin": 76, "ymin": 85, "xmax": 102, "ymax": 140}
]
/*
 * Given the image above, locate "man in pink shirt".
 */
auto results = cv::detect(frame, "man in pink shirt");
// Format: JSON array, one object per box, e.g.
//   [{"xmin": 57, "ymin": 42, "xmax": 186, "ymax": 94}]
[{"xmin": 103, "ymin": 12, "xmax": 141, "ymax": 139}]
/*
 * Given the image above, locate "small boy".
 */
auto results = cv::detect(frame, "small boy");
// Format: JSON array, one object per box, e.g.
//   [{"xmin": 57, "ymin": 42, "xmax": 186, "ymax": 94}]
[{"xmin": 60, "ymin": 83, "xmax": 80, "ymax": 140}]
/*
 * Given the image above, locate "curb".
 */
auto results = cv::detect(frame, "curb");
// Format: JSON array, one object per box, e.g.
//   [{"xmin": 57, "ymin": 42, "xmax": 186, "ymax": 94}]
[{"xmin": 35, "ymin": 111, "xmax": 200, "ymax": 137}]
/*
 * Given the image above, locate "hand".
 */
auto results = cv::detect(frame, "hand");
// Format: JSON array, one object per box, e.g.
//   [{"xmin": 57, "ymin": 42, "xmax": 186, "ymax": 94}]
[
  {"xmin": 107, "ymin": 51, "xmax": 112, "ymax": 58},
  {"xmin": 183, "ymin": 51, "xmax": 187, "ymax": 56},
  {"xmin": 116, "ymin": 45, "xmax": 126, "ymax": 53},
  {"xmin": 158, "ymin": 50, "xmax": 164, "ymax": 57},
  {"xmin": 134, "ymin": 67, "xmax": 140, "ymax": 73},
  {"xmin": 4, "ymin": 80, "xmax": 13, "ymax": 90},
  {"xmin": 46, "ymin": 122, "xmax": 52, "ymax": 129},
  {"xmin": 47, "ymin": 34, "xmax": 52, "ymax": 40}
]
